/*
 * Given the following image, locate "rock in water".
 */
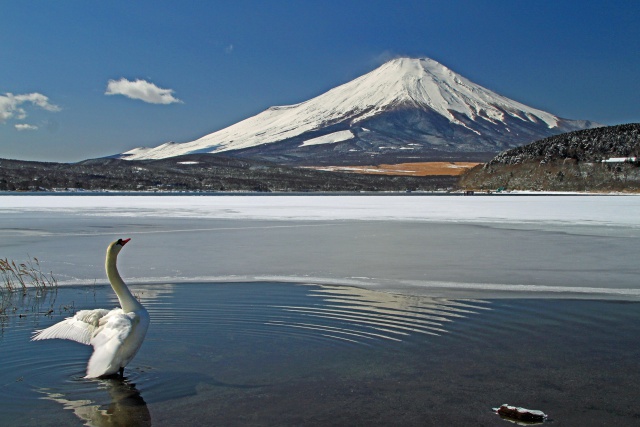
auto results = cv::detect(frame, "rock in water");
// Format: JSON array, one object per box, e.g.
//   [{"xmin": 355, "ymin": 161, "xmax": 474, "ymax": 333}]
[{"xmin": 494, "ymin": 404, "xmax": 548, "ymax": 423}]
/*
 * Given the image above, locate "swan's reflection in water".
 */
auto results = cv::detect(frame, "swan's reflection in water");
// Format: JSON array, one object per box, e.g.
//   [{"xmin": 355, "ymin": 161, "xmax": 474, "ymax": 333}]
[{"xmin": 39, "ymin": 377, "xmax": 151, "ymax": 427}]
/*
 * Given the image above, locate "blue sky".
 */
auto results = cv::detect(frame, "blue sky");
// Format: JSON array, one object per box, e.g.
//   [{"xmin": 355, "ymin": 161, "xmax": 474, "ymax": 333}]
[{"xmin": 2, "ymin": 0, "xmax": 638, "ymax": 162}]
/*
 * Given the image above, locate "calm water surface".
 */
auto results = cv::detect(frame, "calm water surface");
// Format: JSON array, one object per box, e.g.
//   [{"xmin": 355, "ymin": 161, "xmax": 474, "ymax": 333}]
[{"xmin": 1, "ymin": 282, "xmax": 639, "ymax": 426}]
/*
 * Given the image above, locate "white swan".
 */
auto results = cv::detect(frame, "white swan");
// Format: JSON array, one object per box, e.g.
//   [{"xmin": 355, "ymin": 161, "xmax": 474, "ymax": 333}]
[{"xmin": 32, "ymin": 238, "xmax": 149, "ymax": 378}]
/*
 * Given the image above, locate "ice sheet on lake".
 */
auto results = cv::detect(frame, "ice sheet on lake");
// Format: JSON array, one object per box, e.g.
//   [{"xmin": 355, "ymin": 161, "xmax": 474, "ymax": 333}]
[
  {"xmin": 1, "ymin": 195, "xmax": 639, "ymax": 227},
  {"xmin": 1, "ymin": 195, "xmax": 639, "ymax": 300}
]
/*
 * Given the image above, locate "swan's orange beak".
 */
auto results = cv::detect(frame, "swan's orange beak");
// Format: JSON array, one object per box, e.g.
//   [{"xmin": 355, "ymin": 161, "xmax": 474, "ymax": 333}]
[{"xmin": 120, "ymin": 238, "xmax": 131, "ymax": 246}]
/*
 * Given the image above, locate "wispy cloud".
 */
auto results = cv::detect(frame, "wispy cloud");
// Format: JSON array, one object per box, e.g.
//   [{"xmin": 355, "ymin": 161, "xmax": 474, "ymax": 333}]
[
  {"xmin": 0, "ymin": 92, "xmax": 61, "ymax": 125},
  {"xmin": 371, "ymin": 50, "xmax": 406, "ymax": 66},
  {"xmin": 105, "ymin": 78, "xmax": 182, "ymax": 104},
  {"xmin": 225, "ymin": 44, "xmax": 234, "ymax": 54},
  {"xmin": 15, "ymin": 123, "xmax": 38, "ymax": 131}
]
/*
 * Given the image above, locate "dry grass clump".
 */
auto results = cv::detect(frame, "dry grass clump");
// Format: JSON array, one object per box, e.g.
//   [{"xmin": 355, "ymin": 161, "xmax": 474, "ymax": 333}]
[
  {"xmin": 0, "ymin": 256, "xmax": 58, "ymax": 294},
  {"xmin": 0, "ymin": 257, "xmax": 59, "ymax": 329}
]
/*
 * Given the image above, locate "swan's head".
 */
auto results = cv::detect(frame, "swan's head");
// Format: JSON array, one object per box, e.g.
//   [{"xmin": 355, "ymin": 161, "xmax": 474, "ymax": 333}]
[{"xmin": 108, "ymin": 238, "xmax": 131, "ymax": 256}]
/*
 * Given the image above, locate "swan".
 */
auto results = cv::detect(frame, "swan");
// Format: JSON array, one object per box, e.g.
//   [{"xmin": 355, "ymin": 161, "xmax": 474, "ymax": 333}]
[{"xmin": 32, "ymin": 238, "xmax": 149, "ymax": 378}]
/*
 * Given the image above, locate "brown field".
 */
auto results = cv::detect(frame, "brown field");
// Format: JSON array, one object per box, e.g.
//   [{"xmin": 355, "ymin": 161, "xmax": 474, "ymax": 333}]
[{"xmin": 305, "ymin": 162, "xmax": 480, "ymax": 176}]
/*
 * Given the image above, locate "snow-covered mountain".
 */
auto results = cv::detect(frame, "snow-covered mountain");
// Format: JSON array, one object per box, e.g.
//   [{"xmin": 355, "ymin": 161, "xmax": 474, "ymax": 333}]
[{"xmin": 119, "ymin": 57, "xmax": 600, "ymax": 165}]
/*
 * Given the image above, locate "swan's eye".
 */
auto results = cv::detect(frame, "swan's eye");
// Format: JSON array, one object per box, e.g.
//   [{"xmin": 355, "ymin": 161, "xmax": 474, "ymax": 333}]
[{"xmin": 116, "ymin": 239, "xmax": 123, "ymax": 246}]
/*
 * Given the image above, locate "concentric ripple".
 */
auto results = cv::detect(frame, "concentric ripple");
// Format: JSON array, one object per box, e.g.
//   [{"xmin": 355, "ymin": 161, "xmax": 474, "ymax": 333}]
[
  {"xmin": 127, "ymin": 282, "xmax": 491, "ymax": 350},
  {"xmin": 0, "ymin": 283, "xmax": 492, "ymax": 426},
  {"xmin": 263, "ymin": 284, "xmax": 490, "ymax": 346},
  {"xmin": 0, "ymin": 282, "xmax": 490, "ymax": 412}
]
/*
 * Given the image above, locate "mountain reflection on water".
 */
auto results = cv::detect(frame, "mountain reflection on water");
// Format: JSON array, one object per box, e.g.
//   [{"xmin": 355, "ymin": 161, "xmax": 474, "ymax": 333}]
[{"xmin": 267, "ymin": 284, "xmax": 490, "ymax": 344}]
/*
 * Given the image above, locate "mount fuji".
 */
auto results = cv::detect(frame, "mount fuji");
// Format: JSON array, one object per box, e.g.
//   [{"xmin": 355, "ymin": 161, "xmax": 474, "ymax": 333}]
[{"xmin": 119, "ymin": 57, "xmax": 600, "ymax": 165}]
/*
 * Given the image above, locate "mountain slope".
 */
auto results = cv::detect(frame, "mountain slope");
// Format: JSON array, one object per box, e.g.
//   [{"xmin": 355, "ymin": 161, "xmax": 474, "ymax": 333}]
[{"xmin": 120, "ymin": 57, "xmax": 600, "ymax": 164}]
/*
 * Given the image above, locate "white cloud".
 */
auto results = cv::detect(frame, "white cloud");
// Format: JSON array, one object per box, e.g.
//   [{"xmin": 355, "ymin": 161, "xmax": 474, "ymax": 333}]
[
  {"xmin": 225, "ymin": 44, "xmax": 234, "ymax": 54},
  {"xmin": 0, "ymin": 92, "xmax": 60, "ymax": 125},
  {"xmin": 15, "ymin": 123, "xmax": 39, "ymax": 131},
  {"xmin": 105, "ymin": 78, "xmax": 183, "ymax": 104}
]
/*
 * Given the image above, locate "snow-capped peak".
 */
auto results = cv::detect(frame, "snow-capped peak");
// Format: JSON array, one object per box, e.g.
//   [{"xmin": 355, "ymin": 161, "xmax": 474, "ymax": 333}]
[
  {"xmin": 367, "ymin": 57, "xmax": 558, "ymax": 128},
  {"xmin": 120, "ymin": 57, "xmax": 578, "ymax": 161}
]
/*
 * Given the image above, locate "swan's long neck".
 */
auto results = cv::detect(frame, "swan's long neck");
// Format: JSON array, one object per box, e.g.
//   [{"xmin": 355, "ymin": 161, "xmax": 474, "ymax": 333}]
[{"xmin": 106, "ymin": 248, "xmax": 143, "ymax": 313}]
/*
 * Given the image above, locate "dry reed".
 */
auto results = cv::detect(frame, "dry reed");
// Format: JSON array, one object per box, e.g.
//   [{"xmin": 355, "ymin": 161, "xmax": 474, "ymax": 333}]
[{"xmin": 0, "ymin": 256, "xmax": 58, "ymax": 294}]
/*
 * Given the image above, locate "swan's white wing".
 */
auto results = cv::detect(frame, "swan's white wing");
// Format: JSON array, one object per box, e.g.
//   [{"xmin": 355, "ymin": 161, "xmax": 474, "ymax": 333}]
[
  {"xmin": 85, "ymin": 310, "xmax": 134, "ymax": 377},
  {"xmin": 32, "ymin": 309, "xmax": 111, "ymax": 345}
]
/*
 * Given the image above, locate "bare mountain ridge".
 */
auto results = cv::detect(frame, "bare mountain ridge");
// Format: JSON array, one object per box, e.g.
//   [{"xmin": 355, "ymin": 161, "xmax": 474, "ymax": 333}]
[{"xmin": 119, "ymin": 57, "xmax": 599, "ymax": 165}]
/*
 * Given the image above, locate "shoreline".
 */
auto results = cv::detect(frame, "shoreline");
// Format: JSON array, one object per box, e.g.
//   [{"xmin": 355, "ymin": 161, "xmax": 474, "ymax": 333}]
[{"xmin": 2, "ymin": 189, "xmax": 640, "ymax": 195}]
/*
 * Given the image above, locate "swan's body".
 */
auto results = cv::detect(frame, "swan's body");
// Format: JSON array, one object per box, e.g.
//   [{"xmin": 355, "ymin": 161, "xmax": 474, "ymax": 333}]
[{"xmin": 32, "ymin": 238, "xmax": 149, "ymax": 378}]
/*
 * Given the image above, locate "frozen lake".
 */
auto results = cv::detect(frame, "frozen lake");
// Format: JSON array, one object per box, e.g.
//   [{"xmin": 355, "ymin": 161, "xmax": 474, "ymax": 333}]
[
  {"xmin": 1, "ymin": 194, "xmax": 639, "ymax": 299},
  {"xmin": 2, "ymin": 194, "xmax": 640, "ymax": 425}
]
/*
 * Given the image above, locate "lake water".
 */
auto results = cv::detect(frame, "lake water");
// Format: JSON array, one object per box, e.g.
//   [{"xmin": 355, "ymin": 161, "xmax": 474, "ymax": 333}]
[
  {"xmin": 1, "ymin": 195, "xmax": 639, "ymax": 425},
  {"xmin": 2, "ymin": 282, "xmax": 640, "ymax": 426}
]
